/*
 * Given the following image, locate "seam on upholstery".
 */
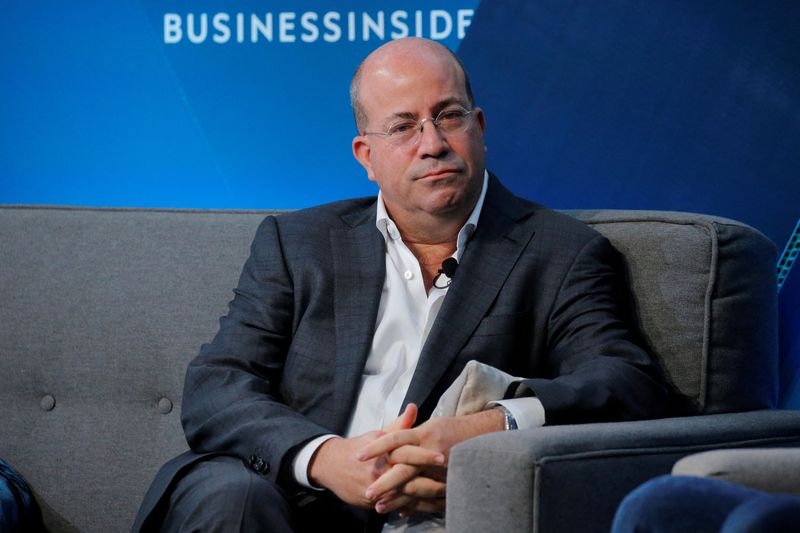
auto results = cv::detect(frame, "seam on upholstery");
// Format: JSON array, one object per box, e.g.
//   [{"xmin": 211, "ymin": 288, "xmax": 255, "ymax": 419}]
[
  {"xmin": 566, "ymin": 211, "xmax": 751, "ymax": 229},
  {"xmin": 532, "ymin": 462, "xmax": 541, "ymax": 533},
  {"xmin": 701, "ymin": 222, "xmax": 720, "ymax": 412},
  {"xmin": 536, "ymin": 435, "xmax": 800, "ymax": 464},
  {"xmin": 0, "ymin": 204, "xmax": 286, "ymax": 215}
]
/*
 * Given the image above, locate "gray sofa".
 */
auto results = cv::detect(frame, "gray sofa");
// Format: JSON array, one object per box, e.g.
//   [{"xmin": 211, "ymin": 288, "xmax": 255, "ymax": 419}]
[
  {"xmin": 1, "ymin": 205, "xmax": 798, "ymax": 532},
  {"xmin": 673, "ymin": 448, "xmax": 800, "ymax": 494}
]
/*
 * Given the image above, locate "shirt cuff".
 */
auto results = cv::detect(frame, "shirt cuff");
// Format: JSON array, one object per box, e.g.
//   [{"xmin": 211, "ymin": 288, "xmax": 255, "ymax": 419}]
[
  {"xmin": 488, "ymin": 397, "xmax": 546, "ymax": 429},
  {"xmin": 292, "ymin": 434, "xmax": 340, "ymax": 490}
]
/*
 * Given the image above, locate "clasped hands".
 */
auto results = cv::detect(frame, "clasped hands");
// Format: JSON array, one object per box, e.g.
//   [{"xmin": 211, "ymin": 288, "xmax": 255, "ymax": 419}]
[{"xmin": 308, "ymin": 403, "xmax": 505, "ymax": 517}]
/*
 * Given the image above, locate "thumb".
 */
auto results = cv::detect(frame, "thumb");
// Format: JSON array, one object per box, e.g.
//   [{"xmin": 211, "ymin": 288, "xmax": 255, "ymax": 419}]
[{"xmin": 385, "ymin": 403, "xmax": 418, "ymax": 432}]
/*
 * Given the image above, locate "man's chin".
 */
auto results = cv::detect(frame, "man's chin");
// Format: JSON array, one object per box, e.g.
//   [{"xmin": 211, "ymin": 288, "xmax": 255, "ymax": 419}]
[{"xmin": 420, "ymin": 192, "xmax": 473, "ymax": 217}]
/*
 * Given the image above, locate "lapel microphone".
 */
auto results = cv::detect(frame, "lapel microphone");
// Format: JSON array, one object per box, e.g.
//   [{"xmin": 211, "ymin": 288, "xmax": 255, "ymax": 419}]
[{"xmin": 433, "ymin": 257, "xmax": 459, "ymax": 289}]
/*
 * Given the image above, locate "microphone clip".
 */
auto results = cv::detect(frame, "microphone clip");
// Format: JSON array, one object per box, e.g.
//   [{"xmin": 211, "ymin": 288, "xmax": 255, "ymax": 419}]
[{"xmin": 432, "ymin": 257, "xmax": 458, "ymax": 289}]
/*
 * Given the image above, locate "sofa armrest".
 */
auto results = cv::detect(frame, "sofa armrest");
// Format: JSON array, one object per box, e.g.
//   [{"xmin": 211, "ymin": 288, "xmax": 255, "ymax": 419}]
[
  {"xmin": 672, "ymin": 448, "xmax": 800, "ymax": 494},
  {"xmin": 445, "ymin": 410, "xmax": 800, "ymax": 533}
]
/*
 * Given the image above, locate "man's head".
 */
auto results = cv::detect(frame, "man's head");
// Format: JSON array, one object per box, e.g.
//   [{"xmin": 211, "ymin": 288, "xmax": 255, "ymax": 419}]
[
  {"xmin": 350, "ymin": 42, "xmax": 475, "ymax": 134},
  {"xmin": 350, "ymin": 38, "xmax": 487, "ymax": 232}
]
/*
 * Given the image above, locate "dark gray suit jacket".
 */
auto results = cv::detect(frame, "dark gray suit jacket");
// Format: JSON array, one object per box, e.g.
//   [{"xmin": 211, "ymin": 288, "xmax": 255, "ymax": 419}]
[{"xmin": 133, "ymin": 175, "xmax": 668, "ymax": 530}]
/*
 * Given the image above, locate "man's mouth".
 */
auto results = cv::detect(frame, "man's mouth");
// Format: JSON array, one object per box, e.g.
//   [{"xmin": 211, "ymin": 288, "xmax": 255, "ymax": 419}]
[{"xmin": 417, "ymin": 168, "xmax": 460, "ymax": 180}]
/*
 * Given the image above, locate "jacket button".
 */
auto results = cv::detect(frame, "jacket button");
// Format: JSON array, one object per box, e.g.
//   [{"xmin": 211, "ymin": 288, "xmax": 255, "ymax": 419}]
[{"xmin": 249, "ymin": 455, "xmax": 269, "ymax": 474}]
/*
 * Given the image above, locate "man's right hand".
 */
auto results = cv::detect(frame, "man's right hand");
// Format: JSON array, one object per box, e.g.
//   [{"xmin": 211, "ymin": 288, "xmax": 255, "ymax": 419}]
[{"xmin": 308, "ymin": 404, "xmax": 438, "ymax": 508}]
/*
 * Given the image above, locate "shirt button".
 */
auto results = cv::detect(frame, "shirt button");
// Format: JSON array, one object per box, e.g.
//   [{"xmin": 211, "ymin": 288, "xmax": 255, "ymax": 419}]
[
  {"xmin": 388, "ymin": 225, "xmax": 400, "ymax": 240},
  {"xmin": 404, "ymin": 270, "xmax": 413, "ymax": 280}
]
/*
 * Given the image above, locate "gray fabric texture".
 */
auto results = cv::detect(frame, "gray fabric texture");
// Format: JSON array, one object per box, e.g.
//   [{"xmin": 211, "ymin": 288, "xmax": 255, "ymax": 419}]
[
  {"xmin": 0, "ymin": 206, "xmax": 276, "ymax": 533},
  {"xmin": 570, "ymin": 210, "xmax": 779, "ymax": 413},
  {"xmin": 672, "ymin": 448, "xmax": 800, "ymax": 494},
  {"xmin": 0, "ymin": 205, "xmax": 782, "ymax": 532},
  {"xmin": 446, "ymin": 410, "xmax": 800, "ymax": 533}
]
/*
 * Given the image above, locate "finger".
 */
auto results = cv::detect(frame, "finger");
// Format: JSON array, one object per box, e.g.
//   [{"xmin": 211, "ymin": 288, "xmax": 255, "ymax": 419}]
[
  {"xmin": 386, "ymin": 445, "xmax": 445, "ymax": 467},
  {"xmin": 419, "ymin": 465, "xmax": 448, "ymax": 482},
  {"xmin": 375, "ymin": 476, "xmax": 447, "ymax": 514},
  {"xmin": 384, "ymin": 403, "xmax": 418, "ymax": 433},
  {"xmin": 398, "ymin": 497, "xmax": 447, "ymax": 516},
  {"xmin": 375, "ymin": 493, "xmax": 414, "ymax": 514},
  {"xmin": 358, "ymin": 429, "xmax": 420, "ymax": 461},
  {"xmin": 365, "ymin": 464, "xmax": 419, "ymax": 501},
  {"xmin": 401, "ymin": 476, "xmax": 447, "ymax": 499},
  {"xmin": 373, "ymin": 475, "xmax": 446, "ymax": 511}
]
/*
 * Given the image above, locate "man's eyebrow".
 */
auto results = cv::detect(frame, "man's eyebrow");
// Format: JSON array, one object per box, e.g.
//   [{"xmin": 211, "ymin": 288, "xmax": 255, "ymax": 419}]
[
  {"xmin": 432, "ymin": 97, "xmax": 468, "ymax": 113},
  {"xmin": 388, "ymin": 111, "xmax": 417, "ymax": 121},
  {"xmin": 385, "ymin": 98, "xmax": 469, "ymax": 123}
]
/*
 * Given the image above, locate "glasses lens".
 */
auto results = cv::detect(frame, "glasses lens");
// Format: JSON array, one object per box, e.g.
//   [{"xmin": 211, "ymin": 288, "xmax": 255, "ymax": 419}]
[
  {"xmin": 387, "ymin": 121, "xmax": 418, "ymax": 145},
  {"xmin": 436, "ymin": 108, "xmax": 470, "ymax": 132}
]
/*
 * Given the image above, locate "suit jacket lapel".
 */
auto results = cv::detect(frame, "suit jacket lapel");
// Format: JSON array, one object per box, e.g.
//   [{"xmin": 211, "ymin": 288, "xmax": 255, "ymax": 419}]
[
  {"xmin": 402, "ymin": 176, "xmax": 538, "ymax": 412},
  {"xmin": 330, "ymin": 203, "xmax": 385, "ymax": 434}
]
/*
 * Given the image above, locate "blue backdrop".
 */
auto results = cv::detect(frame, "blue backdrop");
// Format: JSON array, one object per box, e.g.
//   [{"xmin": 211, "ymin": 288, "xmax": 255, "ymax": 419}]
[
  {"xmin": 1, "ymin": 0, "xmax": 479, "ymax": 208},
  {"xmin": 457, "ymin": 0, "xmax": 799, "ymax": 408},
  {"xmin": 2, "ymin": 0, "xmax": 798, "ymax": 406}
]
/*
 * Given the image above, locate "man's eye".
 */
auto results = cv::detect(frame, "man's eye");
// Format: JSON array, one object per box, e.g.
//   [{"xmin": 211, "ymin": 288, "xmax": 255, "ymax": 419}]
[
  {"xmin": 388, "ymin": 122, "xmax": 416, "ymax": 135},
  {"xmin": 439, "ymin": 110, "xmax": 465, "ymax": 121}
]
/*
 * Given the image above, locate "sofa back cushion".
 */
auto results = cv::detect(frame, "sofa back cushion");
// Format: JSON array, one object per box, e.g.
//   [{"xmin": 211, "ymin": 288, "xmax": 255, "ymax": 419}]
[
  {"xmin": 571, "ymin": 210, "xmax": 778, "ymax": 414},
  {"xmin": 0, "ymin": 206, "xmax": 271, "ymax": 532}
]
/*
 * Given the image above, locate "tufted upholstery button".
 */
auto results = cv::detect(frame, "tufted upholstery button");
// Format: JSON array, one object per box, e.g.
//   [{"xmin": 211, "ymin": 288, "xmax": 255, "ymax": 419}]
[
  {"xmin": 248, "ymin": 454, "xmax": 270, "ymax": 475},
  {"xmin": 40, "ymin": 394, "xmax": 56, "ymax": 411},
  {"xmin": 157, "ymin": 397, "xmax": 173, "ymax": 414}
]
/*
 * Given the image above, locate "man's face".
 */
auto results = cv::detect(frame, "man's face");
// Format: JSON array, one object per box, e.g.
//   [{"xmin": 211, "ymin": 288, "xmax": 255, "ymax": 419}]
[{"xmin": 352, "ymin": 46, "xmax": 487, "ymax": 225}]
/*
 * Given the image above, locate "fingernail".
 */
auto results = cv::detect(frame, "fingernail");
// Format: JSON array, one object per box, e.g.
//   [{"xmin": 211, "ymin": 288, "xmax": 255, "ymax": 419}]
[
  {"xmin": 435, "ymin": 454, "xmax": 445, "ymax": 464},
  {"xmin": 365, "ymin": 490, "xmax": 374, "ymax": 500},
  {"xmin": 376, "ymin": 502, "xmax": 387, "ymax": 513}
]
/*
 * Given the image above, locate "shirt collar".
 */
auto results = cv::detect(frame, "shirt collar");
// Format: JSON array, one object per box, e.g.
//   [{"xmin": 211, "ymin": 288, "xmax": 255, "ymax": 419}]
[{"xmin": 375, "ymin": 170, "xmax": 488, "ymax": 260}]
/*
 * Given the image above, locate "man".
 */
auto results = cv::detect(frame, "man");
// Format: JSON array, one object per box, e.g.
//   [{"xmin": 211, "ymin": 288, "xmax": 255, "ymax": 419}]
[{"xmin": 134, "ymin": 38, "xmax": 668, "ymax": 531}]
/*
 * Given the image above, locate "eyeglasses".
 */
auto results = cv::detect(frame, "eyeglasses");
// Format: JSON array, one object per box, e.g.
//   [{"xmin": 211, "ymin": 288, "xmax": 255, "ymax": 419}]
[{"xmin": 362, "ymin": 106, "xmax": 474, "ymax": 147}]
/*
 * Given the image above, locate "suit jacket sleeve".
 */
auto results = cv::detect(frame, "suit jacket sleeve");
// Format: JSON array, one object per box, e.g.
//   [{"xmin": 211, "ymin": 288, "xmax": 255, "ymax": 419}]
[
  {"xmin": 513, "ymin": 233, "xmax": 669, "ymax": 424},
  {"xmin": 180, "ymin": 215, "xmax": 331, "ymax": 485}
]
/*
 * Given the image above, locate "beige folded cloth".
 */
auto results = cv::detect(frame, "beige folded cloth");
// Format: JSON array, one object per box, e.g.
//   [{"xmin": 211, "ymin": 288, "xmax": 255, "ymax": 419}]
[{"xmin": 432, "ymin": 360, "xmax": 522, "ymax": 417}]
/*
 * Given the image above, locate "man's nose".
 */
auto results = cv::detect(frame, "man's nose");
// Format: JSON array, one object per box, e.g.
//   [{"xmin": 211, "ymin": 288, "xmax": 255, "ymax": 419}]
[{"xmin": 416, "ymin": 120, "xmax": 448, "ymax": 157}]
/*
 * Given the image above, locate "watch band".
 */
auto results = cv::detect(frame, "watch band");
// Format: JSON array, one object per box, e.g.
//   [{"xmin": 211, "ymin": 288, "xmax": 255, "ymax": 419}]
[{"xmin": 494, "ymin": 404, "xmax": 518, "ymax": 431}]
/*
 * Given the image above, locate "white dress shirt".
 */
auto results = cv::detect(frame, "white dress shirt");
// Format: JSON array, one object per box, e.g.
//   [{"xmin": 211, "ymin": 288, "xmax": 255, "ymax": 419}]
[{"xmin": 293, "ymin": 171, "xmax": 544, "ymax": 488}]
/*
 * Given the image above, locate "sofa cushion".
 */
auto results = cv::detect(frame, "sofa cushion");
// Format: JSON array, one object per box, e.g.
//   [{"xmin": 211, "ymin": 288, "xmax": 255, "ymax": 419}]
[
  {"xmin": 570, "ymin": 210, "xmax": 778, "ymax": 414},
  {"xmin": 0, "ymin": 205, "xmax": 273, "ymax": 532}
]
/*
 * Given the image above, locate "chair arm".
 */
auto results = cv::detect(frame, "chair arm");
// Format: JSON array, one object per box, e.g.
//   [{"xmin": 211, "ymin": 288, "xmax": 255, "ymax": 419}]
[
  {"xmin": 672, "ymin": 447, "xmax": 800, "ymax": 494},
  {"xmin": 446, "ymin": 410, "xmax": 800, "ymax": 533}
]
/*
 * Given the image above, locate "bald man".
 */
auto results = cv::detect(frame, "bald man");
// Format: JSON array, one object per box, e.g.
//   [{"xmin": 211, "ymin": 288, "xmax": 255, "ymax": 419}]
[{"xmin": 133, "ymin": 38, "xmax": 668, "ymax": 532}]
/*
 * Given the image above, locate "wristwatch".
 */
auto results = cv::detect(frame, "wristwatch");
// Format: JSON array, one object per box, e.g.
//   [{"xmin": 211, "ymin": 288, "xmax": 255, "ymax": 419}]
[{"xmin": 494, "ymin": 404, "xmax": 518, "ymax": 431}]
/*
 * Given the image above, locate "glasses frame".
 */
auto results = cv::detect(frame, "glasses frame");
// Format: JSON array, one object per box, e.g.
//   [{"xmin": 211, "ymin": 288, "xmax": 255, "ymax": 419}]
[{"xmin": 362, "ymin": 106, "xmax": 474, "ymax": 146}]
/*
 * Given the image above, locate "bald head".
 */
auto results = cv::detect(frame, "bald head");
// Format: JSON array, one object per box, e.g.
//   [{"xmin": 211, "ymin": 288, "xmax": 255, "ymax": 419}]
[{"xmin": 350, "ymin": 38, "xmax": 474, "ymax": 132}]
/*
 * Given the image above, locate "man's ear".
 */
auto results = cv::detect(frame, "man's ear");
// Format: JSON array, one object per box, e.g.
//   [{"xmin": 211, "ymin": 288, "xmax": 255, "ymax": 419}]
[
  {"xmin": 473, "ymin": 107, "xmax": 487, "ymax": 135},
  {"xmin": 352, "ymin": 135, "xmax": 376, "ymax": 182}
]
